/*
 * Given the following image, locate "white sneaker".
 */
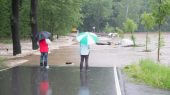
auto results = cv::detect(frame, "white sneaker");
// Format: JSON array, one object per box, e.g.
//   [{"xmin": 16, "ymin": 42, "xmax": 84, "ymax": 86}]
[{"xmin": 45, "ymin": 66, "xmax": 49, "ymax": 69}]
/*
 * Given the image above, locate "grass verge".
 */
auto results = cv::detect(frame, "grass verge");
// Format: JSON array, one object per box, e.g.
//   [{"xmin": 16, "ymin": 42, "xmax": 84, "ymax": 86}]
[{"xmin": 124, "ymin": 59, "xmax": 170, "ymax": 90}]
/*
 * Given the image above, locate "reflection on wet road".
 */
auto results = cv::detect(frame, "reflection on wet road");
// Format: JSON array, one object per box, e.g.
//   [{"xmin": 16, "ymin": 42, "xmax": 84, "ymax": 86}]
[
  {"xmin": 79, "ymin": 71, "xmax": 89, "ymax": 95},
  {"xmin": 39, "ymin": 68, "xmax": 52, "ymax": 95},
  {"xmin": 0, "ymin": 66, "xmax": 116, "ymax": 95}
]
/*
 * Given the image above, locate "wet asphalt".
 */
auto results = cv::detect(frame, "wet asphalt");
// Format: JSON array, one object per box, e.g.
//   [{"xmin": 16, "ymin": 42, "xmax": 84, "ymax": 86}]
[{"xmin": 0, "ymin": 66, "xmax": 116, "ymax": 95}]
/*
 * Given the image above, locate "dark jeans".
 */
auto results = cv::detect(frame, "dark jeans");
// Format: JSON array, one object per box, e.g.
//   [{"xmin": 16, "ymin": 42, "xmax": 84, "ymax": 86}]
[
  {"xmin": 80, "ymin": 55, "xmax": 89, "ymax": 70},
  {"xmin": 40, "ymin": 52, "xmax": 48, "ymax": 66}
]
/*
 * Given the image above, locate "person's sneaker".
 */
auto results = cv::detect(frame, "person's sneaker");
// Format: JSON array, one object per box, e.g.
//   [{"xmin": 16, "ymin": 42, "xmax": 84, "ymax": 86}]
[{"xmin": 45, "ymin": 65, "xmax": 49, "ymax": 69}]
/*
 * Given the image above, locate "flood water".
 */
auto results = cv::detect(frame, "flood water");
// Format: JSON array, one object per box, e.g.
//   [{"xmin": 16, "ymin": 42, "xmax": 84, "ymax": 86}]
[{"xmin": 23, "ymin": 32, "xmax": 170, "ymax": 67}]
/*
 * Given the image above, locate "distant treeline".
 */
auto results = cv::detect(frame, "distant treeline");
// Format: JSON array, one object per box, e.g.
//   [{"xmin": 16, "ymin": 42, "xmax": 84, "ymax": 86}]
[{"xmin": 0, "ymin": 0, "xmax": 170, "ymax": 38}]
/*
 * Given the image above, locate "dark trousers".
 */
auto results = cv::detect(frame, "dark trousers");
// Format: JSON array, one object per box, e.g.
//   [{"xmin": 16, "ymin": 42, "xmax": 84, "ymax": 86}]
[
  {"xmin": 40, "ymin": 52, "xmax": 48, "ymax": 66},
  {"xmin": 80, "ymin": 55, "xmax": 89, "ymax": 70}
]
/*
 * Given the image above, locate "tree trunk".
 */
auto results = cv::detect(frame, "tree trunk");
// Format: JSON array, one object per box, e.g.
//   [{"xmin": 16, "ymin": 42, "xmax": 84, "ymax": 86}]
[
  {"xmin": 125, "ymin": 0, "xmax": 129, "ymax": 19},
  {"xmin": 158, "ymin": 24, "xmax": 161, "ymax": 62},
  {"xmin": 11, "ymin": 0, "xmax": 21, "ymax": 56},
  {"xmin": 125, "ymin": 5, "xmax": 129, "ymax": 19},
  {"xmin": 157, "ymin": 0, "xmax": 162, "ymax": 62},
  {"xmin": 30, "ymin": 0, "xmax": 38, "ymax": 50},
  {"xmin": 131, "ymin": 32, "xmax": 135, "ymax": 46},
  {"xmin": 146, "ymin": 30, "xmax": 148, "ymax": 51}
]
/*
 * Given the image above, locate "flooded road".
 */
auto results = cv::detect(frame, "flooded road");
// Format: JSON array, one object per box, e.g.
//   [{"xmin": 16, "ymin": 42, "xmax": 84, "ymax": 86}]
[
  {"xmin": 23, "ymin": 32, "xmax": 170, "ymax": 67},
  {"xmin": 0, "ymin": 66, "xmax": 116, "ymax": 95},
  {"xmin": 1, "ymin": 32, "xmax": 170, "ymax": 95}
]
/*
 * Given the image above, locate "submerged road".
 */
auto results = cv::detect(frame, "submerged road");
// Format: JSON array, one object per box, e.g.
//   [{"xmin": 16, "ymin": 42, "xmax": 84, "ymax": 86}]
[
  {"xmin": 2, "ymin": 35, "xmax": 170, "ymax": 95},
  {"xmin": 0, "ymin": 66, "xmax": 120, "ymax": 95}
]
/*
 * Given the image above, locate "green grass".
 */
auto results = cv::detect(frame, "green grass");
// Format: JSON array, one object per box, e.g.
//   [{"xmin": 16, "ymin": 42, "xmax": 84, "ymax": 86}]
[{"xmin": 124, "ymin": 59, "xmax": 170, "ymax": 89}]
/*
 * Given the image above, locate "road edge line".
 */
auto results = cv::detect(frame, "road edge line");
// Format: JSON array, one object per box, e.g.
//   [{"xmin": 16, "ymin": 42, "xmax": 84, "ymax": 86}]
[{"xmin": 114, "ymin": 66, "xmax": 122, "ymax": 95}]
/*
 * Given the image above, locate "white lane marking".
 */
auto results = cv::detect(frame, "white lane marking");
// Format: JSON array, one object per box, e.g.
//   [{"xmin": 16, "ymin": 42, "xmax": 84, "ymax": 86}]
[{"xmin": 114, "ymin": 66, "xmax": 122, "ymax": 95}]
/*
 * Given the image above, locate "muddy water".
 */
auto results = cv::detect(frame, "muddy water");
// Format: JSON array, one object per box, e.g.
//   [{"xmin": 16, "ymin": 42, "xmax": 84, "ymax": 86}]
[{"xmin": 23, "ymin": 32, "xmax": 170, "ymax": 67}]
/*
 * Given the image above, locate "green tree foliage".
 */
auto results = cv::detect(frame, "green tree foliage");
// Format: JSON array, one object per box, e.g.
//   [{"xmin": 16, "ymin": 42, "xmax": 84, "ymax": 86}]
[
  {"xmin": 80, "ymin": 0, "xmax": 113, "ymax": 32},
  {"xmin": 38, "ymin": 0, "xmax": 83, "ymax": 36},
  {"xmin": 111, "ymin": 0, "xmax": 170, "ymax": 32},
  {"xmin": 115, "ymin": 0, "xmax": 144, "ymax": 28},
  {"xmin": 20, "ymin": 0, "xmax": 31, "ymax": 38},
  {"xmin": 151, "ymin": 0, "xmax": 170, "ymax": 24},
  {"xmin": 0, "ymin": 0, "xmax": 84, "ymax": 55},
  {"xmin": 104, "ymin": 23, "xmax": 114, "ymax": 33},
  {"xmin": 115, "ymin": 27, "xmax": 124, "ymax": 39},
  {"xmin": 123, "ymin": 18, "xmax": 138, "ymax": 46},
  {"xmin": 141, "ymin": 12, "xmax": 155, "ymax": 30},
  {"xmin": 1, "ymin": 0, "xmax": 170, "ymax": 40},
  {"xmin": 0, "ymin": 0, "xmax": 11, "ymax": 38},
  {"xmin": 123, "ymin": 19, "xmax": 138, "ymax": 33},
  {"xmin": 150, "ymin": 0, "xmax": 170, "ymax": 61},
  {"xmin": 141, "ymin": 12, "xmax": 155, "ymax": 51},
  {"xmin": 0, "ymin": 0, "xmax": 83, "ymax": 39}
]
